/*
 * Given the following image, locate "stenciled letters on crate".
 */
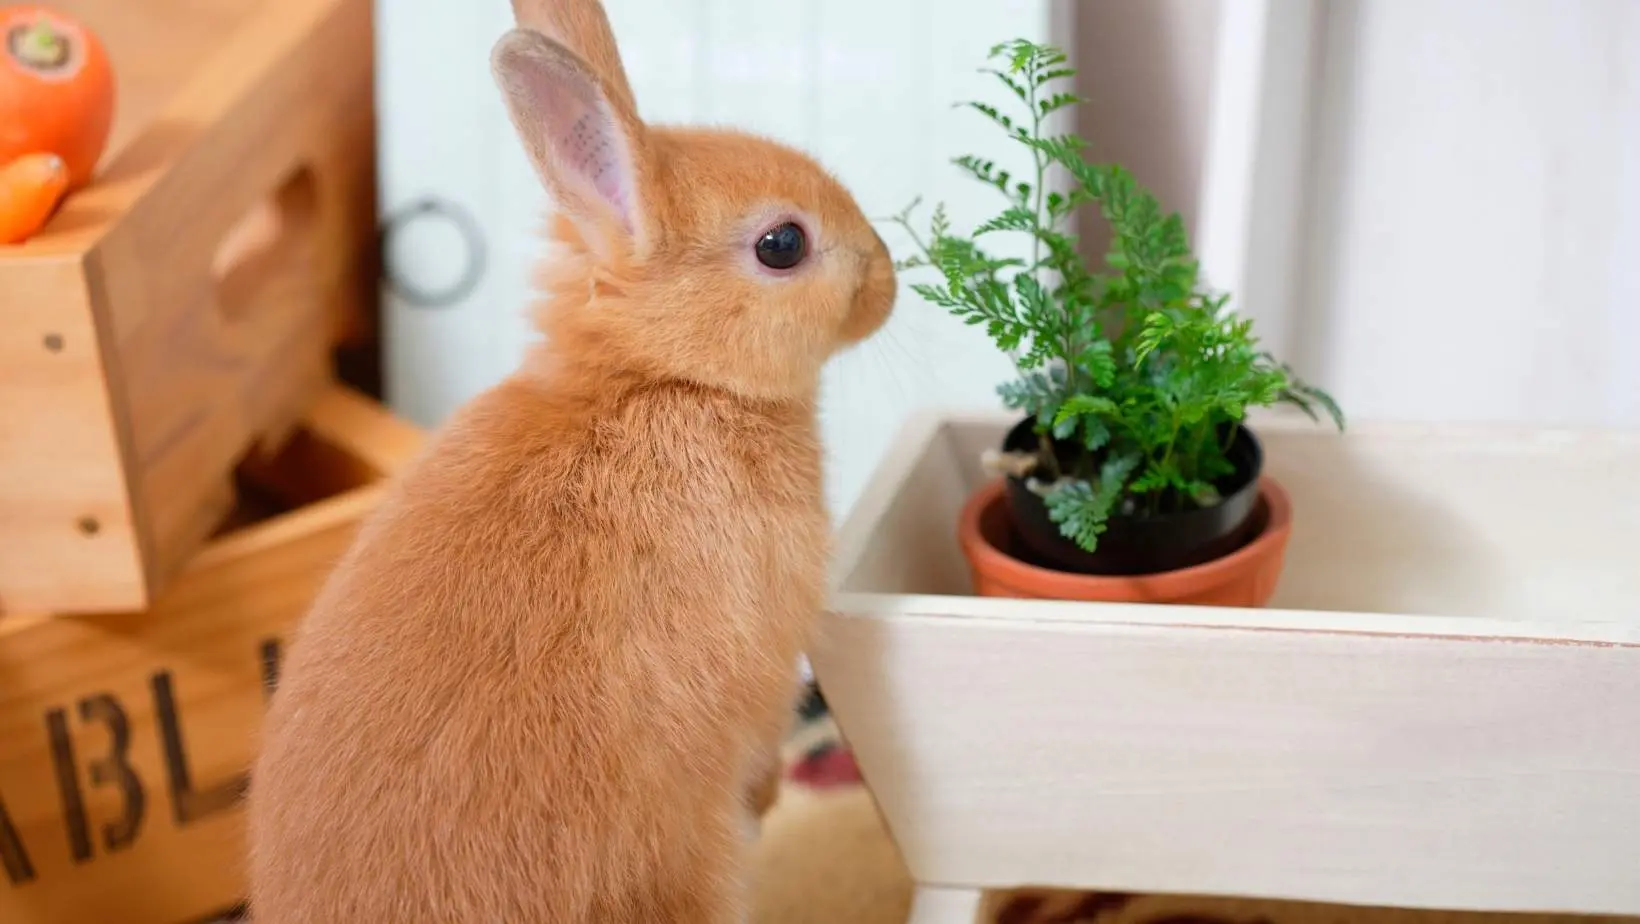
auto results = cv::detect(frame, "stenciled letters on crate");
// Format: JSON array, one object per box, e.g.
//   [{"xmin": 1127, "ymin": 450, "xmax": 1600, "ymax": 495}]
[{"xmin": 0, "ymin": 638, "xmax": 283, "ymax": 888}]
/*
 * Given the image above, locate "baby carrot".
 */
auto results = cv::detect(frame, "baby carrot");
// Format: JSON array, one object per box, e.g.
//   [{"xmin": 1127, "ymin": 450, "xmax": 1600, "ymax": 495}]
[{"xmin": 0, "ymin": 152, "xmax": 71, "ymax": 244}]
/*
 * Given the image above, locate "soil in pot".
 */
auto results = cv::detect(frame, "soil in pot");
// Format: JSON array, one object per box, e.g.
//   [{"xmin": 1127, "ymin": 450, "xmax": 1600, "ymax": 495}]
[{"xmin": 1000, "ymin": 415, "xmax": 1266, "ymax": 576}]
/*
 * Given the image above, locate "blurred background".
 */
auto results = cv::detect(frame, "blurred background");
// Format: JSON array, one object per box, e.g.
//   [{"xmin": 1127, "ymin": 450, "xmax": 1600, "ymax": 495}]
[{"xmin": 375, "ymin": 0, "xmax": 1639, "ymax": 523}]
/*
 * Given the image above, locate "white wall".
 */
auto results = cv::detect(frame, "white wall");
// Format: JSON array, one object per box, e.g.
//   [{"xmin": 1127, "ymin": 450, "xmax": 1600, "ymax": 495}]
[
  {"xmin": 1073, "ymin": 1, "xmax": 1221, "ymax": 248},
  {"xmin": 1061, "ymin": 0, "xmax": 1640, "ymax": 432},
  {"xmin": 375, "ymin": 0, "xmax": 1065, "ymax": 521},
  {"xmin": 1291, "ymin": 0, "xmax": 1640, "ymax": 428}
]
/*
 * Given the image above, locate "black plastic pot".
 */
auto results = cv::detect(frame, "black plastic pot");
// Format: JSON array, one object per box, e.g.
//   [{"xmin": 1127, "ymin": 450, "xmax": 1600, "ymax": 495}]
[{"xmin": 1000, "ymin": 415, "xmax": 1265, "ymax": 576}]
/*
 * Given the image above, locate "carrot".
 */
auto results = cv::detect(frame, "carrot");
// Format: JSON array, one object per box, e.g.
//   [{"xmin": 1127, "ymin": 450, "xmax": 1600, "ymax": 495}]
[{"xmin": 0, "ymin": 152, "xmax": 70, "ymax": 244}]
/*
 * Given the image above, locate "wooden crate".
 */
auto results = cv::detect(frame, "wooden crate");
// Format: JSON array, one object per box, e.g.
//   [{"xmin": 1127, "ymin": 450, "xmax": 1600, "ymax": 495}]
[
  {"xmin": 0, "ymin": 386, "xmax": 419, "ymax": 924},
  {"xmin": 813, "ymin": 409, "xmax": 1640, "ymax": 920},
  {"xmin": 0, "ymin": 0, "xmax": 379, "ymax": 615}
]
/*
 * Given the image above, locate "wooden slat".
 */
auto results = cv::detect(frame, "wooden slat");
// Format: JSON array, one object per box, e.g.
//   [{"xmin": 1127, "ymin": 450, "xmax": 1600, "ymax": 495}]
[{"xmin": 813, "ymin": 606, "xmax": 1640, "ymax": 917}]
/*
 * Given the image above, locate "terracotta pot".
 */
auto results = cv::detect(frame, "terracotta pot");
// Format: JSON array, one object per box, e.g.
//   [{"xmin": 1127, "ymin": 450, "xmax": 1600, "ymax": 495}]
[{"xmin": 956, "ymin": 476, "xmax": 1293, "ymax": 607}]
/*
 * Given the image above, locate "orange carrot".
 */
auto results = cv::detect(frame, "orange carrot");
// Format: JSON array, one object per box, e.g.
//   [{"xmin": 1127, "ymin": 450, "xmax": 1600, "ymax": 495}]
[{"xmin": 0, "ymin": 152, "xmax": 70, "ymax": 244}]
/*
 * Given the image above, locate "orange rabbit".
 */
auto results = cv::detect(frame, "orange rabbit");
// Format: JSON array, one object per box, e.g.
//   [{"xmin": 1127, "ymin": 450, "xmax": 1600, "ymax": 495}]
[{"xmin": 243, "ymin": 0, "xmax": 895, "ymax": 922}]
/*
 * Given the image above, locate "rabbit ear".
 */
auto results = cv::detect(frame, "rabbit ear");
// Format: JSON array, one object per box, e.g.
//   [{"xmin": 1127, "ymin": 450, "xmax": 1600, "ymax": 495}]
[
  {"xmin": 491, "ymin": 28, "xmax": 649, "ymax": 251},
  {"xmin": 509, "ymin": 0, "xmax": 639, "ymax": 119}
]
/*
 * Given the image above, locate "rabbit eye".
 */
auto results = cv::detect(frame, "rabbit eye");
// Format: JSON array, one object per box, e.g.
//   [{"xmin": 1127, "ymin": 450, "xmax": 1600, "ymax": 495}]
[{"xmin": 755, "ymin": 222, "xmax": 807, "ymax": 270}]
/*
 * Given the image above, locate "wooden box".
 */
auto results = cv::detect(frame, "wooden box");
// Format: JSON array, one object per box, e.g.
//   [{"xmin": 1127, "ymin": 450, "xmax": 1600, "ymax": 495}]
[
  {"xmin": 0, "ymin": 0, "xmax": 379, "ymax": 615},
  {"xmin": 812, "ymin": 410, "xmax": 1640, "ymax": 921},
  {"xmin": 0, "ymin": 387, "xmax": 419, "ymax": 924}
]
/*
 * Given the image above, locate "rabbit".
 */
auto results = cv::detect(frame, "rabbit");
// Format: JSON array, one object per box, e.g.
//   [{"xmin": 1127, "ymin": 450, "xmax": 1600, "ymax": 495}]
[{"xmin": 241, "ymin": 0, "xmax": 897, "ymax": 922}]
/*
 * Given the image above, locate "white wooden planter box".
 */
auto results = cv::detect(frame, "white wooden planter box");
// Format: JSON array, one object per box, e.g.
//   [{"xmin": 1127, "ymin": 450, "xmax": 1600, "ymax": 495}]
[{"xmin": 810, "ymin": 410, "xmax": 1640, "ymax": 922}]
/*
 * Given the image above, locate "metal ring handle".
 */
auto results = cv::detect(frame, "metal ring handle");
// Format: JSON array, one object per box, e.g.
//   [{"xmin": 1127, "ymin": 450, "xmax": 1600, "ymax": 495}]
[{"xmin": 379, "ymin": 195, "xmax": 488, "ymax": 309}]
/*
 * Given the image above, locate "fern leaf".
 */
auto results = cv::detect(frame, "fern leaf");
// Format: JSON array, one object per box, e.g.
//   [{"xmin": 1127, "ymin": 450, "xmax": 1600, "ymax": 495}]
[
  {"xmin": 1039, "ymin": 92, "xmax": 1082, "ymax": 115},
  {"xmin": 961, "ymin": 101, "xmax": 1016, "ymax": 134},
  {"xmin": 973, "ymin": 207, "xmax": 1036, "ymax": 237},
  {"xmin": 981, "ymin": 67, "xmax": 1029, "ymax": 103},
  {"xmin": 1042, "ymin": 452, "xmax": 1140, "ymax": 553},
  {"xmin": 1053, "ymin": 394, "xmax": 1118, "ymax": 427}
]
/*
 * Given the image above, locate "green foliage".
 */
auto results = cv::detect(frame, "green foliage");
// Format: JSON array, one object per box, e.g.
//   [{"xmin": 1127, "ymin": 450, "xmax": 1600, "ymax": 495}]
[{"xmin": 889, "ymin": 39, "xmax": 1345, "ymax": 554}]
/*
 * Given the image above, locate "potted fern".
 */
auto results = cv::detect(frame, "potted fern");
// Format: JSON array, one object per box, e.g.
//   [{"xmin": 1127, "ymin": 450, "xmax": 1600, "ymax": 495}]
[{"xmin": 890, "ymin": 40, "xmax": 1344, "ymax": 606}]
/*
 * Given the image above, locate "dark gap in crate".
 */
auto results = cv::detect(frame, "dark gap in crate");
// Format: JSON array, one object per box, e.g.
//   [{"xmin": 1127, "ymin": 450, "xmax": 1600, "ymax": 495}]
[
  {"xmin": 212, "ymin": 476, "xmax": 291, "ymax": 537},
  {"xmin": 190, "ymin": 903, "xmax": 246, "ymax": 924},
  {"xmin": 335, "ymin": 341, "xmax": 383, "ymax": 400},
  {"xmin": 210, "ymin": 413, "xmax": 387, "ymax": 539}
]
